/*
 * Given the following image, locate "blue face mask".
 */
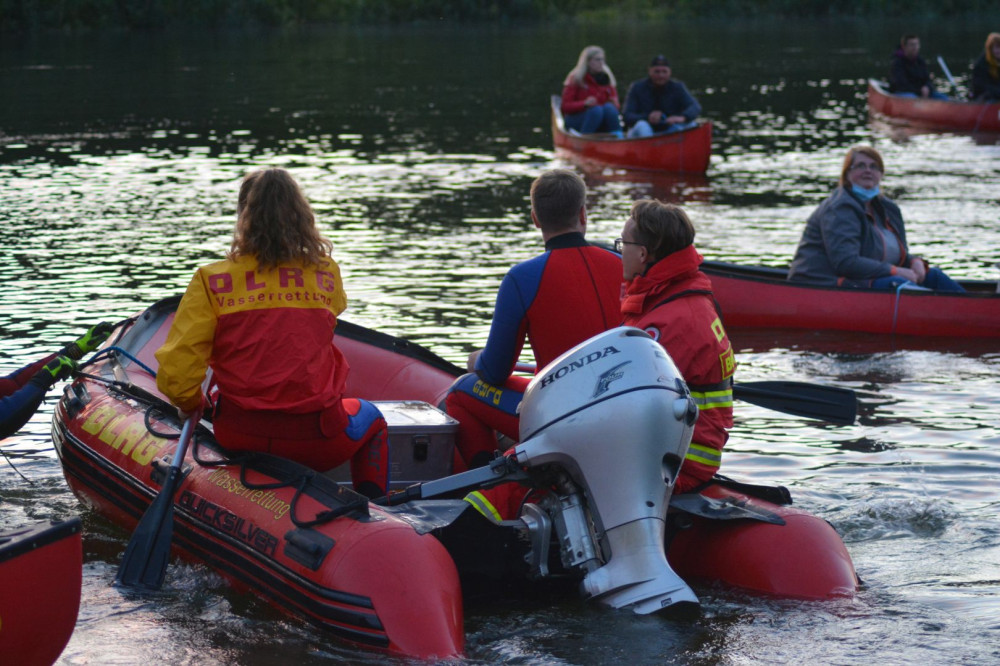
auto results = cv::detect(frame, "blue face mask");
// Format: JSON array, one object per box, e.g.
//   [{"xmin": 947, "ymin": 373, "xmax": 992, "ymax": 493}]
[{"xmin": 851, "ymin": 184, "xmax": 880, "ymax": 201}]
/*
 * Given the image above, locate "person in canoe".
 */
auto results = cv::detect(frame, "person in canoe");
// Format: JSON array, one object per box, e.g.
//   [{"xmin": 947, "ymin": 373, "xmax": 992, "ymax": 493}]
[
  {"xmin": 622, "ymin": 54, "xmax": 702, "ymax": 138},
  {"xmin": 560, "ymin": 45, "xmax": 624, "ymax": 136},
  {"xmin": 888, "ymin": 34, "xmax": 948, "ymax": 100},
  {"xmin": 155, "ymin": 168, "xmax": 390, "ymax": 499},
  {"xmin": 444, "ymin": 168, "xmax": 622, "ymax": 471},
  {"xmin": 970, "ymin": 32, "xmax": 1000, "ymax": 102},
  {"xmin": 1, "ymin": 324, "xmax": 112, "ymax": 439},
  {"xmin": 788, "ymin": 145, "xmax": 965, "ymax": 292},
  {"xmin": 618, "ymin": 200, "xmax": 734, "ymax": 493}
]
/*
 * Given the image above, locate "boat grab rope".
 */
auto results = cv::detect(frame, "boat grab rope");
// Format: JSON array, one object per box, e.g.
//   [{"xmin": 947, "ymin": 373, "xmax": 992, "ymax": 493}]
[{"xmin": 72, "ymin": 354, "xmax": 367, "ymax": 528}]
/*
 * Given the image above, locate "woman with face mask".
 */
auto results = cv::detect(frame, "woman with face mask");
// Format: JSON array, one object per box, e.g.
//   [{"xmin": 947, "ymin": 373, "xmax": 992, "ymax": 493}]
[{"xmin": 788, "ymin": 145, "xmax": 964, "ymax": 292}]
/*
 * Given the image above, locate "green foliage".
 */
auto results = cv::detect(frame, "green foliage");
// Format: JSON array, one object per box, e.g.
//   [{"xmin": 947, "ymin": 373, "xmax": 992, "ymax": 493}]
[{"xmin": 0, "ymin": 0, "xmax": 994, "ymax": 32}]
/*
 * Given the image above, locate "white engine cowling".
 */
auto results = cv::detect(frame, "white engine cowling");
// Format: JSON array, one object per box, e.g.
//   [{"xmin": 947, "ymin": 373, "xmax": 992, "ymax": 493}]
[{"xmin": 514, "ymin": 326, "xmax": 700, "ymax": 613}]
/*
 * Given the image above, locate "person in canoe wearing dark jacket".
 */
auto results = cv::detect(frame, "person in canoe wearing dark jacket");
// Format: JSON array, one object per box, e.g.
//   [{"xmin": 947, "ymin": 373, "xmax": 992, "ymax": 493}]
[
  {"xmin": 1, "ymin": 323, "xmax": 112, "ymax": 439},
  {"xmin": 622, "ymin": 54, "xmax": 701, "ymax": 138},
  {"xmin": 560, "ymin": 45, "xmax": 623, "ymax": 136},
  {"xmin": 788, "ymin": 145, "xmax": 964, "ymax": 292},
  {"xmin": 970, "ymin": 32, "xmax": 1000, "ymax": 102},
  {"xmin": 888, "ymin": 34, "xmax": 948, "ymax": 99},
  {"xmin": 618, "ymin": 200, "xmax": 734, "ymax": 493}
]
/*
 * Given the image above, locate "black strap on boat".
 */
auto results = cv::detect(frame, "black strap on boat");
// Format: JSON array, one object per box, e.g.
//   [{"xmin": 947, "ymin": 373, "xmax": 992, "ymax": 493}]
[
  {"xmin": 650, "ymin": 288, "xmax": 727, "ymax": 325},
  {"xmin": 697, "ymin": 474, "xmax": 793, "ymax": 506},
  {"xmin": 83, "ymin": 374, "xmax": 370, "ymax": 528}
]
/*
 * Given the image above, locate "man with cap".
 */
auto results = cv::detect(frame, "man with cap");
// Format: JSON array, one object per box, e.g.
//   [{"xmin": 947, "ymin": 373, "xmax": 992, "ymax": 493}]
[{"xmin": 622, "ymin": 55, "xmax": 702, "ymax": 138}]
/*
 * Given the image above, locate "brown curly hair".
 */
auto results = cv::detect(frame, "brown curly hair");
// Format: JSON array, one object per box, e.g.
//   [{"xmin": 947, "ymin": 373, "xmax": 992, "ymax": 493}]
[{"xmin": 229, "ymin": 168, "xmax": 333, "ymax": 271}]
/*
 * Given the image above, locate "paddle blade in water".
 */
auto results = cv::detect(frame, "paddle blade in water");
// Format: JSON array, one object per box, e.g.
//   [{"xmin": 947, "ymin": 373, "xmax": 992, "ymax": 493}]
[
  {"xmin": 733, "ymin": 381, "xmax": 857, "ymax": 425},
  {"xmin": 114, "ymin": 467, "xmax": 181, "ymax": 590}
]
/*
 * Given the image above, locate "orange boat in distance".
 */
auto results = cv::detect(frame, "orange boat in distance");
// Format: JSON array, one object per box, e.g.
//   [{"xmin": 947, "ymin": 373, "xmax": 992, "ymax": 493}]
[
  {"xmin": 867, "ymin": 79, "xmax": 1000, "ymax": 133},
  {"xmin": 550, "ymin": 96, "xmax": 712, "ymax": 173}
]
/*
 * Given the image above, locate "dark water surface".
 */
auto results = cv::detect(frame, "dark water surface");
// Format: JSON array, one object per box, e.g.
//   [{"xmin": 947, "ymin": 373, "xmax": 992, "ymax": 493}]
[{"xmin": 2, "ymin": 19, "xmax": 999, "ymax": 665}]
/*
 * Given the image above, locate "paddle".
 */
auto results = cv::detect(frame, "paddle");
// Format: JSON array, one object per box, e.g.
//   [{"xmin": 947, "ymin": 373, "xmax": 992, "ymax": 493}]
[
  {"xmin": 731, "ymin": 381, "xmax": 856, "ymax": 426},
  {"xmin": 338, "ymin": 322, "xmax": 858, "ymax": 425},
  {"xmin": 937, "ymin": 55, "xmax": 959, "ymax": 91},
  {"xmin": 115, "ymin": 410, "xmax": 200, "ymax": 590},
  {"xmin": 515, "ymin": 361, "xmax": 855, "ymax": 425}
]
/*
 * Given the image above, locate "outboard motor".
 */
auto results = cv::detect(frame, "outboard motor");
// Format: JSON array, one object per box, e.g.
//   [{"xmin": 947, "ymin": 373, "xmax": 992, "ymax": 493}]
[{"xmin": 514, "ymin": 327, "xmax": 700, "ymax": 613}]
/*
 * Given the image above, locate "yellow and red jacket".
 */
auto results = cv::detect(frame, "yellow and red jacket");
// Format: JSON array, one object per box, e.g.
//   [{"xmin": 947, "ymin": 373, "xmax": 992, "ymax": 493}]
[
  {"xmin": 621, "ymin": 245, "xmax": 735, "ymax": 490},
  {"xmin": 156, "ymin": 254, "xmax": 349, "ymax": 414}
]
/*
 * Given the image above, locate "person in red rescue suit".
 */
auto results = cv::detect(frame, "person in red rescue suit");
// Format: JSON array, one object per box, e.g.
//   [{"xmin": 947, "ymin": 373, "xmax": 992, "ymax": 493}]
[
  {"xmin": 463, "ymin": 199, "xmax": 734, "ymax": 523},
  {"xmin": 618, "ymin": 199, "xmax": 735, "ymax": 493},
  {"xmin": 155, "ymin": 168, "xmax": 389, "ymax": 499},
  {"xmin": 1, "ymin": 323, "xmax": 113, "ymax": 439},
  {"xmin": 444, "ymin": 169, "xmax": 622, "ymax": 473}
]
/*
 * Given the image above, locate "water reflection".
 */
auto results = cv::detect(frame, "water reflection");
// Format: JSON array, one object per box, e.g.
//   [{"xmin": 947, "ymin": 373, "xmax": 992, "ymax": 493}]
[{"xmin": 2, "ymin": 19, "xmax": 999, "ymax": 666}]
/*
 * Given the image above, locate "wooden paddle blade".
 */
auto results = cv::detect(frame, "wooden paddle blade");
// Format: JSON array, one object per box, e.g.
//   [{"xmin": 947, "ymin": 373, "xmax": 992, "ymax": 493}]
[
  {"xmin": 114, "ymin": 466, "xmax": 182, "ymax": 590},
  {"xmin": 733, "ymin": 381, "xmax": 858, "ymax": 425}
]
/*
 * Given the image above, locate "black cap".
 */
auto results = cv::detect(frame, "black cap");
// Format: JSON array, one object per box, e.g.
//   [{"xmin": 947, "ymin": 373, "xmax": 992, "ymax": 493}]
[{"xmin": 650, "ymin": 55, "xmax": 670, "ymax": 67}]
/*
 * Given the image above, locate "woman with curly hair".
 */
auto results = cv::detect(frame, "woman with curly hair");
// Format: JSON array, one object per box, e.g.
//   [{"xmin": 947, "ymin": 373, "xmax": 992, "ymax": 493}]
[{"xmin": 156, "ymin": 168, "xmax": 388, "ymax": 498}]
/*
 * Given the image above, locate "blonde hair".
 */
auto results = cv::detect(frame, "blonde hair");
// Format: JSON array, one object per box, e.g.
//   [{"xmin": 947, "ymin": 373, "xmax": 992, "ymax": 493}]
[
  {"xmin": 839, "ymin": 146, "xmax": 884, "ymax": 187},
  {"xmin": 986, "ymin": 32, "xmax": 1000, "ymax": 79},
  {"xmin": 229, "ymin": 168, "xmax": 333, "ymax": 271},
  {"xmin": 564, "ymin": 45, "xmax": 617, "ymax": 88}
]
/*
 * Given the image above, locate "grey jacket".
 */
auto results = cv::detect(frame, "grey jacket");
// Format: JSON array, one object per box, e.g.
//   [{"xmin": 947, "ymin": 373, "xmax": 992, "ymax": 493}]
[{"xmin": 788, "ymin": 186, "xmax": 913, "ymax": 286}]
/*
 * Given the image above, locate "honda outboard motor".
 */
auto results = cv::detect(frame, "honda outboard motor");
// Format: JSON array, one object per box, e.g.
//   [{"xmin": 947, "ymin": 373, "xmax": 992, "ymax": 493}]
[{"xmin": 514, "ymin": 327, "xmax": 699, "ymax": 613}]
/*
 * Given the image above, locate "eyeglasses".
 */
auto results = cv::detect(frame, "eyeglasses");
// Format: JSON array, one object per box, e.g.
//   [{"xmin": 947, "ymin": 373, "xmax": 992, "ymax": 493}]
[
  {"xmin": 849, "ymin": 162, "xmax": 881, "ymax": 172},
  {"xmin": 614, "ymin": 238, "xmax": 643, "ymax": 253}
]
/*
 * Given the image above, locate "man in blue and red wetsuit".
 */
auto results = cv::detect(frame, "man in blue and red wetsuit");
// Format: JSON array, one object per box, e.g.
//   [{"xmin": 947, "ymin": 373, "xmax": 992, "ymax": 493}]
[
  {"xmin": 445, "ymin": 169, "xmax": 622, "ymax": 472},
  {"xmin": 1, "ymin": 323, "xmax": 113, "ymax": 439}
]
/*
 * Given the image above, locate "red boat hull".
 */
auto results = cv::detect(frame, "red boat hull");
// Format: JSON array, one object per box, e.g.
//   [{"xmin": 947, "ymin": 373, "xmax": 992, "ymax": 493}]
[
  {"xmin": 333, "ymin": 319, "xmax": 859, "ymax": 600},
  {"xmin": 550, "ymin": 96, "xmax": 712, "ymax": 173},
  {"xmin": 0, "ymin": 518, "xmax": 82, "ymax": 666},
  {"xmin": 702, "ymin": 260, "xmax": 1000, "ymax": 338},
  {"xmin": 867, "ymin": 79, "xmax": 1000, "ymax": 133}
]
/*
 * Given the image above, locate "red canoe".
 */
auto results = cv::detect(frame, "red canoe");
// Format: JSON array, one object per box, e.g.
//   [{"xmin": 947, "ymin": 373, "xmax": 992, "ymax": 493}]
[
  {"xmin": 550, "ymin": 96, "xmax": 712, "ymax": 173},
  {"xmin": 0, "ymin": 518, "xmax": 82, "ymax": 666},
  {"xmin": 867, "ymin": 79, "xmax": 1000, "ymax": 133},
  {"xmin": 701, "ymin": 260, "xmax": 1000, "ymax": 338}
]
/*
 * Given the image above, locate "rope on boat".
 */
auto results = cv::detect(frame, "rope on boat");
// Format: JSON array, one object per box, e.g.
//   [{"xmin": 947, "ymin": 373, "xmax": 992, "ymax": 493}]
[{"xmin": 74, "ymin": 361, "xmax": 364, "ymax": 529}]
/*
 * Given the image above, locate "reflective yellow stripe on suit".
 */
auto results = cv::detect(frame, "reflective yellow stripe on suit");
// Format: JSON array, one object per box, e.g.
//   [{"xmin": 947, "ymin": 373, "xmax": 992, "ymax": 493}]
[
  {"xmin": 464, "ymin": 490, "xmax": 503, "ymax": 523},
  {"xmin": 690, "ymin": 387, "xmax": 733, "ymax": 411},
  {"xmin": 685, "ymin": 442, "xmax": 722, "ymax": 468}
]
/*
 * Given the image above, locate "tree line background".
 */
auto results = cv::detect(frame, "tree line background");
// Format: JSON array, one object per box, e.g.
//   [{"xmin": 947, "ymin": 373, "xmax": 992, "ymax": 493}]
[{"xmin": 1, "ymin": 0, "xmax": 995, "ymax": 32}]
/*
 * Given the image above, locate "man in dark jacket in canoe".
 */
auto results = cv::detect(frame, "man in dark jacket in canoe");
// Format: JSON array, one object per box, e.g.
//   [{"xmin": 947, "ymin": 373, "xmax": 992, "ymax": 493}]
[
  {"xmin": 889, "ymin": 34, "xmax": 948, "ymax": 99},
  {"xmin": 622, "ymin": 55, "xmax": 701, "ymax": 138}
]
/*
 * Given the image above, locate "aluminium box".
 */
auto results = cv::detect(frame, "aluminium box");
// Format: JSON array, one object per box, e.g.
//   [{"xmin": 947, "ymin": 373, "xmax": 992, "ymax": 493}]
[{"xmin": 324, "ymin": 400, "xmax": 458, "ymax": 489}]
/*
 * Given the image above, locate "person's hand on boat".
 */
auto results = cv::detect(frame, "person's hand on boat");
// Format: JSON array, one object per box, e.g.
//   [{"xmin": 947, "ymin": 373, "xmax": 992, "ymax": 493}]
[
  {"xmin": 43, "ymin": 356, "xmax": 77, "ymax": 382},
  {"xmin": 665, "ymin": 115, "xmax": 686, "ymax": 125},
  {"xmin": 895, "ymin": 266, "xmax": 920, "ymax": 283},
  {"xmin": 63, "ymin": 321, "xmax": 114, "ymax": 360},
  {"xmin": 466, "ymin": 349, "xmax": 482, "ymax": 373}
]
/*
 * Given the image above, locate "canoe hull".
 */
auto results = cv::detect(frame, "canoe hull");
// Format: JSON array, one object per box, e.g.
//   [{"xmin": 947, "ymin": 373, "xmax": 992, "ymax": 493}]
[
  {"xmin": 550, "ymin": 96, "xmax": 712, "ymax": 173},
  {"xmin": 702, "ymin": 260, "xmax": 1000, "ymax": 338},
  {"xmin": 0, "ymin": 518, "xmax": 82, "ymax": 666},
  {"xmin": 867, "ymin": 79, "xmax": 1000, "ymax": 133}
]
